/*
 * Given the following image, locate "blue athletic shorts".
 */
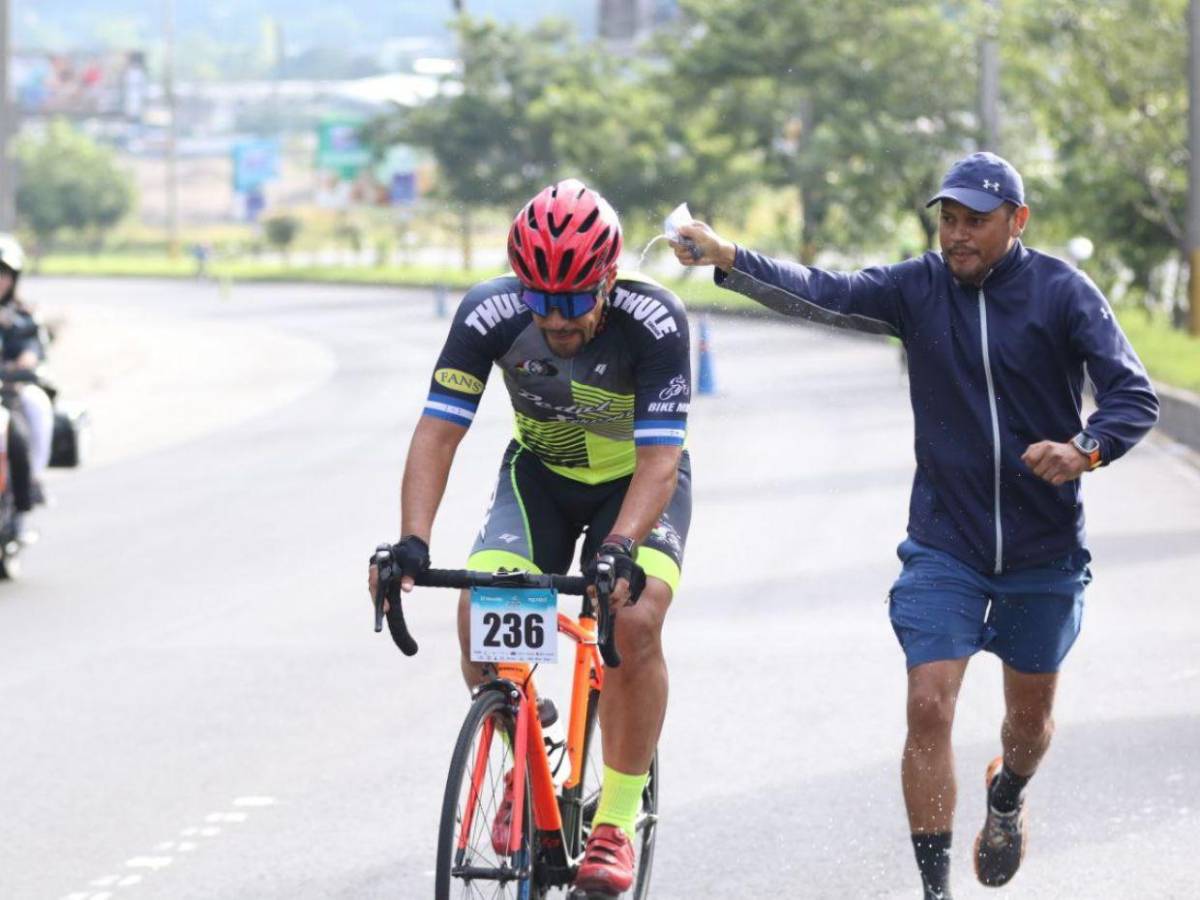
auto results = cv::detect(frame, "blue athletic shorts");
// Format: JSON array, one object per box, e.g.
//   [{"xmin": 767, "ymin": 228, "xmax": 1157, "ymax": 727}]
[{"xmin": 888, "ymin": 538, "xmax": 1091, "ymax": 674}]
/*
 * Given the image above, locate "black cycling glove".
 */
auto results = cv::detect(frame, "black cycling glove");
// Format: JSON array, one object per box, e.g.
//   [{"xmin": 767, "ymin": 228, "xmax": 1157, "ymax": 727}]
[
  {"xmin": 379, "ymin": 535, "xmax": 430, "ymax": 580},
  {"xmin": 586, "ymin": 536, "xmax": 646, "ymax": 604}
]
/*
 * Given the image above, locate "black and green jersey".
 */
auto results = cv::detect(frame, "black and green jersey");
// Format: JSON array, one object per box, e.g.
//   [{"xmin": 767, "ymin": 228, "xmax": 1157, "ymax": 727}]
[{"xmin": 423, "ymin": 271, "xmax": 691, "ymax": 485}]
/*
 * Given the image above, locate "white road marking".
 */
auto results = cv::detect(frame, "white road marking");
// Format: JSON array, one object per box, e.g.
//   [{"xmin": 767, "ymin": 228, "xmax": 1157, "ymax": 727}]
[
  {"xmin": 234, "ymin": 796, "xmax": 277, "ymax": 807},
  {"xmin": 205, "ymin": 811, "xmax": 247, "ymax": 823},
  {"xmin": 64, "ymin": 797, "xmax": 276, "ymax": 898},
  {"xmin": 125, "ymin": 857, "xmax": 173, "ymax": 871}
]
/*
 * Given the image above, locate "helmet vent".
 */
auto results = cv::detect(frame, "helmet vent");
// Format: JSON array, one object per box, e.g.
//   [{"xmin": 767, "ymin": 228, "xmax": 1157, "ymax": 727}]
[
  {"xmin": 577, "ymin": 207, "xmax": 599, "ymax": 233},
  {"xmin": 556, "ymin": 250, "xmax": 575, "ymax": 282},
  {"xmin": 526, "ymin": 204, "xmax": 539, "ymax": 230},
  {"xmin": 512, "ymin": 253, "xmax": 533, "ymax": 282},
  {"xmin": 591, "ymin": 227, "xmax": 611, "ymax": 252},
  {"xmin": 574, "ymin": 257, "xmax": 597, "ymax": 287},
  {"xmin": 547, "ymin": 212, "xmax": 571, "ymax": 238},
  {"xmin": 534, "ymin": 247, "xmax": 550, "ymax": 281}
]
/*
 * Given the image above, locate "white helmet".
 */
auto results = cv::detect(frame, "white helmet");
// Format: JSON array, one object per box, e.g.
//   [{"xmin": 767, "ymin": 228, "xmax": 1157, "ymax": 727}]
[{"xmin": 0, "ymin": 234, "xmax": 24, "ymax": 274}]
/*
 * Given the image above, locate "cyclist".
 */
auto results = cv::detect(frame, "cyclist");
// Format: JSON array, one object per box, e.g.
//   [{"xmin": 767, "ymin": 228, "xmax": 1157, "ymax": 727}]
[
  {"xmin": 374, "ymin": 179, "xmax": 692, "ymax": 895},
  {"xmin": 0, "ymin": 235, "xmax": 53, "ymax": 534}
]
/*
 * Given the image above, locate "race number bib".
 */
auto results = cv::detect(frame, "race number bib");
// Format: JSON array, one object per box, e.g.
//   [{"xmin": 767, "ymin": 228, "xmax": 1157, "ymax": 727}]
[{"xmin": 469, "ymin": 586, "xmax": 557, "ymax": 664}]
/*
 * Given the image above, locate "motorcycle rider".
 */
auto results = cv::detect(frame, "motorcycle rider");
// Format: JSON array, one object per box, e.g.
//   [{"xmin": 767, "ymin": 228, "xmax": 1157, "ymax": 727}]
[{"xmin": 0, "ymin": 235, "xmax": 54, "ymax": 535}]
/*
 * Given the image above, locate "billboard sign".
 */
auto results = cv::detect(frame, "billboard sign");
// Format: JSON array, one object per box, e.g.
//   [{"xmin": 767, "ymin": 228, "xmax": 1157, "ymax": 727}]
[
  {"xmin": 14, "ymin": 50, "xmax": 148, "ymax": 120},
  {"xmin": 232, "ymin": 139, "xmax": 281, "ymax": 193},
  {"xmin": 316, "ymin": 119, "xmax": 371, "ymax": 180}
]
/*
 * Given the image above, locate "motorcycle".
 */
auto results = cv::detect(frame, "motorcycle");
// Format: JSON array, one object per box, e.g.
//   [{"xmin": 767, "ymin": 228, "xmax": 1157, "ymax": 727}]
[{"xmin": 0, "ymin": 367, "xmax": 89, "ymax": 579}]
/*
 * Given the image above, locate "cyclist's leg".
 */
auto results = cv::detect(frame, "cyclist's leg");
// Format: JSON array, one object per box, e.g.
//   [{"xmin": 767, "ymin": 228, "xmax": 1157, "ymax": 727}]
[
  {"xmin": 457, "ymin": 441, "xmax": 575, "ymax": 687},
  {"xmin": 584, "ymin": 453, "xmax": 690, "ymax": 819}
]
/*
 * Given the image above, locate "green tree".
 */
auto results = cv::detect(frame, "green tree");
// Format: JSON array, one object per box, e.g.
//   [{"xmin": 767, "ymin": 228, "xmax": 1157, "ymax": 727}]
[
  {"xmin": 365, "ymin": 16, "xmax": 695, "ymax": 267},
  {"xmin": 262, "ymin": 214, "xmax": 301, "ymax": 260},
  {"xmin": 668, "ymin": 0, "xmax": 977, "ymax": 259},
  {"xmin": 1005, "ymin": 0, "xmax": 1186, "ymax": 313},
  {"xmin": 15, "ymin": 120, "xmax": 135, "ymax": 250}
]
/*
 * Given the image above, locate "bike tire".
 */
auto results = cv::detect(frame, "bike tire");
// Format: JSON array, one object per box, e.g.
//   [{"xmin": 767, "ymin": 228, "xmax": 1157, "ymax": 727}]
[
  {"xmin": 435, "ymin": 688, "xmax": 539, "ymax": 900},
  {"xmin": 577, "ymin": 689, "xmax": 659, "ymax": 900}
]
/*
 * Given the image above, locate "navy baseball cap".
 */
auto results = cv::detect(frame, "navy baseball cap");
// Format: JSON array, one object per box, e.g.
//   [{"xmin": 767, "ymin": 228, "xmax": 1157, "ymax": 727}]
[{"xmin": 926, "ymin": 152, "xmax": 1025, "ymax": 213}]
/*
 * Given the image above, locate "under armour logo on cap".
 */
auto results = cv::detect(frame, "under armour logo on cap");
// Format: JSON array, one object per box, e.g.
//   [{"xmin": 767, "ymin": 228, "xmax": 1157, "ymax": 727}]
[{"xmin": 926, "ymin": 152, "xmax": 1025, "ymax": 213}]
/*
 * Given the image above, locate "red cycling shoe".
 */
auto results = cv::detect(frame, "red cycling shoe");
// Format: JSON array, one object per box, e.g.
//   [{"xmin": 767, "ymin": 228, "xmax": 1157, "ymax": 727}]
[{"xmin": 573, "ymin": 824, "xmax": 634, "ymax": 895}]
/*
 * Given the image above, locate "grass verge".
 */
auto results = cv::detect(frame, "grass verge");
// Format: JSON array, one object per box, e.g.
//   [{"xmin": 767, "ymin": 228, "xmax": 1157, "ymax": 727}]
[{"xmin": 32, "ymin": 254, "xmax": 1199, "ymax": 392}]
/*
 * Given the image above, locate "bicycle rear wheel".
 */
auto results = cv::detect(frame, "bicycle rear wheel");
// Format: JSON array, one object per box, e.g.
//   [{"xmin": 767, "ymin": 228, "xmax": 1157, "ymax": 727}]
[
  {"xmin": 575, "ymin": 690, "xmax": 659, "ymax": 899},
  {"xmin": 436, "ymin": 689, "xmax": 539, "ymax": 900}
]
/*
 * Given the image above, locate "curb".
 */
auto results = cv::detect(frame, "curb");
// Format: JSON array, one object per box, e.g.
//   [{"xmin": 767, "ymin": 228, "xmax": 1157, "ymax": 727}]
[{"xmin": 1153, "ymin": 382, "xmax": 1200, "ymax": 455}]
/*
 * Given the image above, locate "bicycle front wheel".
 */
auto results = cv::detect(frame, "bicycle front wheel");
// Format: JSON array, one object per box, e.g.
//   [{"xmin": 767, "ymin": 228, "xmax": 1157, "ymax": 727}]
[{"xmin": 435, "ymin": 688, "xmax": 539, "ymax": 900}]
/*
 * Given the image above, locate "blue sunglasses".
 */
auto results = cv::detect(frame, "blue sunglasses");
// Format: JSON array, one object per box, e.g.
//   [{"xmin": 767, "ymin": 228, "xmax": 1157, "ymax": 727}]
[{"xmin": 520, "ymin": 287, "xmax": 603, "ymax": 319}]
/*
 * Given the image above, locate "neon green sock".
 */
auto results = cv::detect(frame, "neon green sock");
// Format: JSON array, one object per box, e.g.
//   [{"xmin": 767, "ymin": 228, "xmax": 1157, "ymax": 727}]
[{"xmin": 592, "ymin": 765, "xmax": 649, "ymax": 838}]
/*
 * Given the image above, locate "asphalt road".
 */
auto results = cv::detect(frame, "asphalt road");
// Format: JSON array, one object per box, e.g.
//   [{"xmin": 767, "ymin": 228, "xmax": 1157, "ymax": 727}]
[{"xmin": 1, "ymin": 277, "xmax": 1197, "ymax": 900}]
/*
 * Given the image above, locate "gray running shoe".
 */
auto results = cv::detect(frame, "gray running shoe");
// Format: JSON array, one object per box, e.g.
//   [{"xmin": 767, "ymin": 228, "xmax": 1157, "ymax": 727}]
[{"xmin": 974, "ymin": 756, "xmax": 1027, "ymax": 887}]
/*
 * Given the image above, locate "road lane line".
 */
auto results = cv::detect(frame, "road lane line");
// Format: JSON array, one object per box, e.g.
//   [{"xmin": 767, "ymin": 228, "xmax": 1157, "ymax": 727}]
[{"xmin": 62, "ymin": 796, "xmax": 277, "ymax": 899}]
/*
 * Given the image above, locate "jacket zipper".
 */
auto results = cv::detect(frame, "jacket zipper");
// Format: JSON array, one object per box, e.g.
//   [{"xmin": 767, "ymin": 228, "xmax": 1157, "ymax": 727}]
[{"xmin": 977, "ymin": 288, "xmax": 1003, "ymax": 574}]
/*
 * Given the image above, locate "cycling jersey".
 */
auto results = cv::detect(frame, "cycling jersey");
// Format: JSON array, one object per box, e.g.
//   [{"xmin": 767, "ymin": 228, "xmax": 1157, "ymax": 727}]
[{"xmin": 423, "ymin": 271, "xmax": 691, "ymax": 485}]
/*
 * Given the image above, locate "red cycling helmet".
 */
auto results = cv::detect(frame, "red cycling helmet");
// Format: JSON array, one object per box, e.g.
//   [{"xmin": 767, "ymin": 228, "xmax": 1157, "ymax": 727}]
[{"xmin": 508, "ymin": 179, "xmax": 623, "ymax": 291}]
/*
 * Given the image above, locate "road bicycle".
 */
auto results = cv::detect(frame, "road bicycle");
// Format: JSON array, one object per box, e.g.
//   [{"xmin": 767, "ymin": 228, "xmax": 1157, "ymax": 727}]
[{"xmin": 372, "ymin": 547, "xmax": 658, "ymax": 899}]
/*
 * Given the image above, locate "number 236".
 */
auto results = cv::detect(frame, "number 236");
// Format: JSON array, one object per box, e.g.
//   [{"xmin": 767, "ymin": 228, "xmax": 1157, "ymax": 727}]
[{"xmin": 482, "ymin": 612, "xmax": 545, "ymax": 649}]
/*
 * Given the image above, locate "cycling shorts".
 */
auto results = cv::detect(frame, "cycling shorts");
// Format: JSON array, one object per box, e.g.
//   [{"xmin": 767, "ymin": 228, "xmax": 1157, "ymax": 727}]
[{"xmin": 468, "ymin": 440, "xmax": 691, "ymax": 594}]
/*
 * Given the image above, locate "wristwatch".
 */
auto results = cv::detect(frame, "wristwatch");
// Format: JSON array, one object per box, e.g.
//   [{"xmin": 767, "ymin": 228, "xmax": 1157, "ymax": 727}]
[{"xmin": 1070, "ymin": 432, "xmax": 1102, "ymax": 470}]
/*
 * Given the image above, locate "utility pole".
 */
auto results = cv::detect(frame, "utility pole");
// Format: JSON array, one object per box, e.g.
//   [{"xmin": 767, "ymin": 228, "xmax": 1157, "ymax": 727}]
[
  {"xmin": 164, "ymin": 0, "xmax": 180, "ymax": 256},
  {"xmin": 1189, "ymin": 0, "xmax": 1200, "ymax": 335},
  {"xmin": 0, "ymin": 0, "xmax": 15, "ymax": 231},
  {"xmin": 979, "ymin": 0, "xmax": 1001, "ymax": 153}
]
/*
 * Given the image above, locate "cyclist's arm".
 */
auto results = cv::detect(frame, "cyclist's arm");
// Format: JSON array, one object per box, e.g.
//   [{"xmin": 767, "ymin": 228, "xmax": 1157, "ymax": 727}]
[
  {"xmin": 613, "ymin": 284, "xmax": 690, "ymax": 546},
  {"xmin": 399, "ymin": 281, "xmax": 504, "ymax": 542},
  {"xmin": 608, "ymin": 443, "xmax": 681, "ymax": 544},
  {"xmin": 400, "ymin": 416, "xmax": 469, "ymax": 542}
]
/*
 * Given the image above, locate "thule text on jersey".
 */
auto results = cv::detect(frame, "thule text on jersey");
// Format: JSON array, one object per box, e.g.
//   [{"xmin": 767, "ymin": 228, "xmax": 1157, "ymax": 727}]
[
  {"xmin": 610, "ymin": 287, "xmax": 679, "ymax": 339},
  {"xmin": 464, "ymin": 292, "xmax": 528, "ymax": 335}
]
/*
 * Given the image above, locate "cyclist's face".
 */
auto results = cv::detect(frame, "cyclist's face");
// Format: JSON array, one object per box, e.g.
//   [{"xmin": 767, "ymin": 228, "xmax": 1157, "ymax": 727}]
[
  {"xmin": 0, "ymin": 270, "xmax": 12, "ymax": 298},
  {"xmin": 938, "ymin": 200, "xmax": 1028, "ymax": 284},
  {"xmin": 532, "ymin": 275, "xmax": 612, "ymax": 358}
]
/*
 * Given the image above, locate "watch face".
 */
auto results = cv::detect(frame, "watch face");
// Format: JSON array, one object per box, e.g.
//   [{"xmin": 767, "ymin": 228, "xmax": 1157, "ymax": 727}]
[{"xmin": 1074, "ymin": 434, "xmax": 1099, "ymax": 454}]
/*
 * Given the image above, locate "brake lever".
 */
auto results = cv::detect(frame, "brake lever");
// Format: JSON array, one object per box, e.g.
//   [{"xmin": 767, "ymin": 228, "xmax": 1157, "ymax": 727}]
[
  {"xmin": 593, "ymin": 556, "xmax": 621, "ymax": 669},
  {"xmin": 371, "ymin": 544, "xmax": 392, "ymax": 634}
]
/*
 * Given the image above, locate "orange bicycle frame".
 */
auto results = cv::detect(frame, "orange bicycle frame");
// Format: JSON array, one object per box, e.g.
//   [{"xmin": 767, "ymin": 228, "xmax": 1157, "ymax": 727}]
[{"xmin": 463, "ymin": 609, "xmax": 605, "ymax": 855}]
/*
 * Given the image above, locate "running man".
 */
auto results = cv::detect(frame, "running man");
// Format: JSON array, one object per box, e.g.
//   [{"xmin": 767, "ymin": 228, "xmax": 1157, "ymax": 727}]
[{"xmin": 673, "ymin": 152, "xmax": 1158, "ymax": 898}]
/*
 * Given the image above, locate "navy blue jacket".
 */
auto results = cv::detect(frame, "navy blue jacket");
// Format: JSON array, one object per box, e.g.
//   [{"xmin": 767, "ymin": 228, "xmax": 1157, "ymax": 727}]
[{"xmin": 716, "ymin": 241, "xmax": 1159, "ymax": 574}]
